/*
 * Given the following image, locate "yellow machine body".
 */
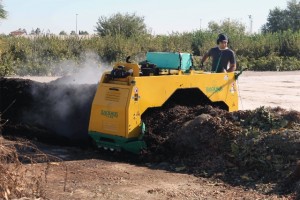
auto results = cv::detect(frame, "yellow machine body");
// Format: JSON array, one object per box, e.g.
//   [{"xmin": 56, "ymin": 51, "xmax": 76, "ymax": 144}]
[{"xmin": 88, "ymin": 59, "xmax": 239, "ymax": 153}]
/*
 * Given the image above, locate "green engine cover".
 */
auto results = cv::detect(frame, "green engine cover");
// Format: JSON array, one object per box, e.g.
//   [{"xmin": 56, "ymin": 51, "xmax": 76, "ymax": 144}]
[{"xmin": 146, "ymin": 52, "xmax": 192, "ymax": 71}]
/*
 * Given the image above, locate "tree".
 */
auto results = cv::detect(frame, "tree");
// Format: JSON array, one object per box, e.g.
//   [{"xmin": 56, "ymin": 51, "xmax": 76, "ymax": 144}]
[
  {"xmin": 59, "ymin": 31, "xmax": 67, "ymax": 35},
  {"xmin": 207, "ymin": 18, "xmax": 246, "ymax": 35},
  {"xmin": 95, "ymin": 12, "xmax": 147, "ymax": 37},
  {"xmin": 0, "ymin": 1, "xmax": 7, "ymax": 19},
  {"xmin": 262, "ymin": 0, "xmax": 300, "ymax": 33},
  {"xmin": 30, "ymin": 29, "xmax": 35, "ymax": 35},
  {"xmin": 79, "ymin": 30, "xmax": 89, "ymax": 35},
  {"xmin": 287, "ymin": 0, "xmax": 300, "ymax": 31},
  {"xmin": 35, "ymin": 28, "xmax": 41, "ymax": 35}
]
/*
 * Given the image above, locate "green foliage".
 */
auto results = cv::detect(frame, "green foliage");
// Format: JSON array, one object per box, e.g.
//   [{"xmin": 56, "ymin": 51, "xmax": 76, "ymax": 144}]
[
  {"xmin": 278, "ymin": 30, "xmax": 300, "ymax": 57},
  {"xmin": 1, "ymin": 28, "xmax": 300, "ymax": 76},
  {"xmin": 79, "ymin": 30, "xmax": 89, "ymax": 35},
  {"xmin": 191, "ymin": 31, "xmax": 215, "ymax": 56},
  {"xmin": 95, "ymin": 12, "xmax": 147, "ymax": 38},
  {"xmin": 30, "ymin": 28, "xmax": 41, "ymax": 35},
  {"xmin": 0, "ymin": 52, "xmax": 14, "ymax": 76},
  {"xmin": 0, "ymin": 36, "xmax": 83, "ymax": 76},
  {"xmin": 0, "ymin": 1, "xmax": 7, "ymax": 19},
  {"xmin": 262, "ymin": 0, "xmax": 300, "ymax": 33},
  {"xmin": 208, "ymin": 18, "xmax": 246, "ymax": 35},
  {"xmin": 233, "ymin": 33, "xmax": 282, "ymax": 70},
  {"xmin": 280, "ymin": 56, "xmax": 300, "ymax": 70},
  {"xmin": 59, "ymin": 31, "xmax": 67, "ymax": 35}
]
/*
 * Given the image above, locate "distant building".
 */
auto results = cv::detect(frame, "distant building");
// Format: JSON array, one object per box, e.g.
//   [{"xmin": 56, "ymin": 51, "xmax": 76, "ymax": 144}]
[{"xmin": 9, "ymin": 29, "xmax": 27, "ymax": 36}]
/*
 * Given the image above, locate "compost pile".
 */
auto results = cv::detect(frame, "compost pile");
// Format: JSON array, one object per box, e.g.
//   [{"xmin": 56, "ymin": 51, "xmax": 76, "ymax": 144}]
[
  {"xmin": 0, "ymin": 77, "xmax": 299, "ymax": 196},
  {"xmin": 142, "ymin": 104, "xmax": 300, "ymax": 195},
  {"xmin": 0, "ymin": 77, "xmax": 97, "ymax": 146}
]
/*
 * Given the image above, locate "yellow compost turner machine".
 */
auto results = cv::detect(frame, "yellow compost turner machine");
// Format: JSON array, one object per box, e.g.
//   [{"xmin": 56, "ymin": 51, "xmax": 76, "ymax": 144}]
[{"xmin": 88, "ymin": 52, "xmax": 240, "ymax": 153}]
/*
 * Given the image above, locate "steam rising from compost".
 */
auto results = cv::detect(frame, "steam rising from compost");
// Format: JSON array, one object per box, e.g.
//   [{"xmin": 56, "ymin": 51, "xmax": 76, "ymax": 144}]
[
  {"xmin": 20, "ymin": 52, "xmax": 110, "ymax": 142},
  {"xmin": 52, "ymin": 52, "xmax": 110, "ymax": 84}
]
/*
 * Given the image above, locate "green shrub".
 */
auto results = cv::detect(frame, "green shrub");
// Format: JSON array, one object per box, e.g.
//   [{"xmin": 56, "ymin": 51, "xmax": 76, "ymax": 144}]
[{"xmin": 1, "ymin": 30, "xmax": 300, "ymax": 76}]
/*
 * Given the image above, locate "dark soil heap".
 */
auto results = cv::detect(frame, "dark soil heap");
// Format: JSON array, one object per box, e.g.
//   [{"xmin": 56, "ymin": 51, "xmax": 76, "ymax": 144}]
[
  {"xmin": 142, "ymin": 104, "xmax": 300, "ymax": 194},
  {"xmin": 0, "ymin": 77, "xmax": 299, "ymax": 196},
  {"xmin": 0, "ymin": 77, "xmax": 97, "ymax": 146}
]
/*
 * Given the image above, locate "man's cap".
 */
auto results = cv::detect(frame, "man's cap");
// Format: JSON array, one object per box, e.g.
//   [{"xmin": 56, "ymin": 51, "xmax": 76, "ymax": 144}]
[{"xmin": 217, "ymin": 33, "xmax": 229, "ymax": 44}]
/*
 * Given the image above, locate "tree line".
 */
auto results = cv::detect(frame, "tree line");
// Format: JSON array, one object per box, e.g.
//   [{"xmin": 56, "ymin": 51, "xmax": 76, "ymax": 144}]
[{"xmin": 1, "ymin": 29, "xmax": 300, "ymax": 76}]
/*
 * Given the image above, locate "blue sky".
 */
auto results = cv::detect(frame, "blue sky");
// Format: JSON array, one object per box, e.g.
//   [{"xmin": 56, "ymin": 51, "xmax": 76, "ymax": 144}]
[{"xmin": 0, "ymin": 0, "xmax": 289, "ymax": 35}]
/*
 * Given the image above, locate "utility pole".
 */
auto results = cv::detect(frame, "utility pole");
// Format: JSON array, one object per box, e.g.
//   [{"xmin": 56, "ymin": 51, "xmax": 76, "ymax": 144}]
[
  {"xmin": 200, "ymin": 18, "xmax": 202, "ymax": 30},
  {"xmin": 76, "ymin": 14, "xmax": 78, "ymax": 35},
  {"xmin": 248, "ymin": 15, "xmax": 253, "ymax": 34}
]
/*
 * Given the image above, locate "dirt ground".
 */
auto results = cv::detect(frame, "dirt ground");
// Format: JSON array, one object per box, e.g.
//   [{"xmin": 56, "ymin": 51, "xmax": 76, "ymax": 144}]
[
  {"xmin": 36, "ymin": 154, "xmax": 292, "ymax": 200},
  {"xmin": 237, "ymin": 71, "xmax": 300, "ymax": 111},
  {"xmin": 1, "ymin": 71, "xmax": 300, "ymax": 200}
]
